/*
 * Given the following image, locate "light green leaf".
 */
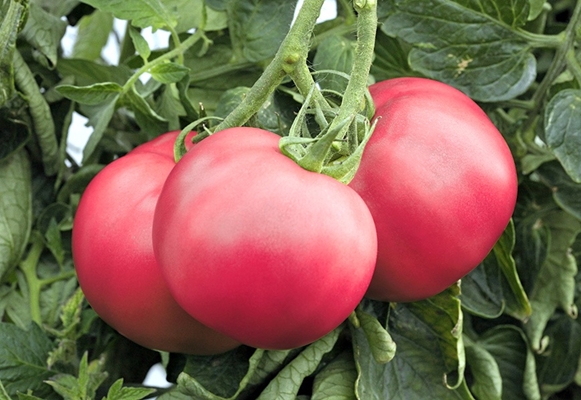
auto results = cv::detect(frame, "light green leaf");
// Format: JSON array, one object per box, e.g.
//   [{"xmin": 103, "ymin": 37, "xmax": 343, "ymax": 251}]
[
  {"xmin": 228, "ymin": 0, "xmax": 296, "ymax": 62},
  {"xmin": 104, "ymin": 379, "xmax": 156, "ymax": 400},
  {"xmin": 58, "ymin": 58, "xmax": 133, "ymax": 86},
  {"xmin": 72, "ymin": 10, "xmax": 114, "ymax": 61},
  {"xmin": 128, "ymin": 26, "xmax": 151, "ymax": 61},
  {"xmin": 524, "ymin": 210, "xmax": 580, "ymax": 352},
  {"xmin": 544, "ymin": 89, "xmax": 581, "ymax": 183},
  {"xmin": 80, "ymin": 0, "xmax": 177, "ymax": 30},
  {"xmin": 0, "ymin": 149, "xmax": 31, "ymax": 280},
  {"xmin": 150, "ymin": 62, "xmax": 190, "ymax": 84},
  {"xmin": 311, "ymin": 351, "xmax": 357, "ymax": 400},
  {"xmin": 81, "ymin": 94, "xmax": 120, "ymax": 162},
  {"xmin": 56, "ymin": 82, "xmax": 123, "ymax": 105},
  {"xmin": 383, "ymin": 0, "xmax": 536, "ymax": 102},
  {"xmin": 122, "ymin": 86, "xmax": 168, "ymax": 135}
]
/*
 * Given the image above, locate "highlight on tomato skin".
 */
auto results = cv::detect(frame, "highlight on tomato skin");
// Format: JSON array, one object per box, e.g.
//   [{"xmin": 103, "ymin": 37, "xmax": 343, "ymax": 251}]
[
  {"xmin": 72, "ymin": 131, "xmax": 240, "ymax": 355},
  {"xmin": 350, "ymin": 77, "xmax": 518, "ymax": 303},
  {"xmin": 152, "ymin": 127, "xmax": 378, "ymax": 351}
]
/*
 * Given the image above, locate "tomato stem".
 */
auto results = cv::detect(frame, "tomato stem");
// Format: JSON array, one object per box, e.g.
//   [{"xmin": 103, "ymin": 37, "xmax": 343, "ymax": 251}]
[
  {"xmin": 19, "ymin": 232, "xmax": 45, "ymax": 326},
  {"xmin": 213, "ymin": 0, "xmax": 326, "ymax": 131}
]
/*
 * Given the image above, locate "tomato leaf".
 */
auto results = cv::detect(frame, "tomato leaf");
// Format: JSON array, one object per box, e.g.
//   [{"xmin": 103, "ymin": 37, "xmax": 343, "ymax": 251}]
[
  {"xmin": 58, "ymin": 59, "xmax": 133, "ymax": 87},
  {"xmin": 150, "ymin": 63, "xmax": 190, "ymax": 84},
  {"xmin": 524, "ymin": 210, "xmax": 580, "ymax": 352},
  {"xmin": 228, "ymin": 0, "xmax": 296, "ymax": 62},
  {"xmin": 79, "ymin": 0, "xmax": 178, "ymax": 31},
  {"xmin": 536, "ymin": 162, "xmax": 581, "ymax": 221},
  {"xmin": 353, "ymin": 287, "xmax": 472, "ymax": 399},
  {"xmin": 536, "ymin": 315, "xmax": 581, "ymax": 397},
  {"xmin": 103, "ymin": 378, "xmax": 156, "ymax": 400},
  {"xmin": 544, "ymin": 89, "xmax": 581, "ymax": 183},
  {"xmin": 383, "ymin": 0, "xmax": 536, "ymax": 102},
  {"xmin": 57, "ymin": 82, "xmax": 123, "ymax": 105},
  {"xmin": 0, "ymin": 0, "xmax": 25, "ymax": 107},
  {"xmin": 19, "ymin": 2, "xmax": 67, "ymax": 68},
  {"xmin": 0, "ymin": 149, "xmax": 32, "ymax": 279},
  {"xmin": 0, "ymin": 322, "xmax": 56, "ymax": 396},
  {"xmin": 256, "ymin": 328, "xmax": 341, "ymax": 399},
  {"xmin": 72, "ymin": 10, "xmax": 115, "ymax": 61},
  {"xmin": 311, "ymin": 351, "xmax": 357, "ymax": 400},
  {"xmin": 459, "ymin": 255, "xmax": 505, "ymax": 319},
  {"xmin": 370, "ymin": 30, "xmax": 415, "ymax": 81},
  {"xmin": 313, "ymin": 35, "xmax": 355, "ymax": 94},
  {"xmin": 464, "ymin": 325, "xmax": 540, "ymax": 400}
]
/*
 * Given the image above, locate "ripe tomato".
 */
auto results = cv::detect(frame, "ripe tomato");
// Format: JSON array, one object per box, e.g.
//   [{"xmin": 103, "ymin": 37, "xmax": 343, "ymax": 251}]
[
  {"xmin": 152, "ymin": 127, "xmax": 377, "ymax": 350},
  {"xmin": 72, "ymin": 131, "xmax": 240, "ymax": 354},
  {"xmin": 350, "ymin": 77, "xmax": 518, "ymax": 302}
]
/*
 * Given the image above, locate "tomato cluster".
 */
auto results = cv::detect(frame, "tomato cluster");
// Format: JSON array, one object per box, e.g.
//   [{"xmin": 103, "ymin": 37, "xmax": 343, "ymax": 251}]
[{"xmin": 72, "ymin": 77, "xmax": 517, "ymax": 353}]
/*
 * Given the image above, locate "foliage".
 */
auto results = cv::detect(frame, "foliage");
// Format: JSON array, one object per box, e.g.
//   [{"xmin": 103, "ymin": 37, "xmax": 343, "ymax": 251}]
[{"xmin": 0, "ymin": 0, "xmax": 581, "ymax": 398}]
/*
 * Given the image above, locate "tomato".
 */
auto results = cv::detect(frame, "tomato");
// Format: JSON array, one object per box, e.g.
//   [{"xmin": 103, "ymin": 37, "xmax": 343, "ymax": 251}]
[
  {"xmin": 350, "ymin": 77, "xmax": 518, "ymax": 302},
  {"xmin": 72, "ymin": 131, "xmax": 240, "ymax": 354},
  {"xmin": 152, "ymin": 127, "xmax": 377, "ymax": 350}
]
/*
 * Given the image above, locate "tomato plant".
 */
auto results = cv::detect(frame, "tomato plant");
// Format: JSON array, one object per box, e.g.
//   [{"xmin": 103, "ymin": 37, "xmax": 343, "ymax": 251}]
[
  {"xmin": 72, "ymin": 131, "xmax": 240, "ymax": 355},
  {"xmin": 152, "ymin": 127, "xmax": 377, "ymax": 350},
  {"xmin": 350, "ymin": 77, "xmax": 518, "ymax": 302}
]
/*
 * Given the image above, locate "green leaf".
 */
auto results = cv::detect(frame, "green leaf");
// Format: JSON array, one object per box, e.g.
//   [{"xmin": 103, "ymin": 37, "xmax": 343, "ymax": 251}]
[
  {"xmin": 0, "ymin": 0, "xmax": 26, "ymax": 107},
  {"xmin": 57, "ymin": 58, "xmax": 133, "ymax": 87},
  {"xmin": 228, "ymin": 0, "xmax": 296, "ymax": 62},
  {"xmin": 80, "ymin": 0, "xmax": 178, "ymax": 30},
  {"xmin": 371, "ymin": 29, "xmax": 415, "ymax": 81},
  {"xmin": 492, "ymin": 220, "xmax": 532, "ymax": 320},
  {"xmin": 0, "ymin": 149, "xmax": 32, "ymax": 279},
  {"xmin": 536, "ymin": 162, "xmax": 581, "ymax": 221},
  {"xmin": 19, "ymin": 2, "xmax": 67, "ymax": 67},
  {"xmin": 128, "ymin": 26, "xmax": 151, "ymax": 62},
  {"xmin": 524, "ymin": 210, "xmax": 580, "ymax": 352},
  {"xmin": 353, "ymin": 287, "xmax": 472, "ymax": 399},
  {"xmin": 150, "ymin": 62, "xmax": 190, "ymax": 84},
  {"xmin": 56, "ymin": 82, "xmax": 123, "ymax": 105},
  {"xmin": 81, "ymin": 95, "xmax": 120, "ymax": 162},
  {"xmin": 459, "ymin": 255, "xmax": 505, "ymax": 319},
  {"xmin": 353, "ymin": 308, "xmax": 396, "ymax": 364},
  {"xmin": 72, "ymin": 10, "xmax": 115, "ymax": 61},
  {"xmin": 313, "ymin": 35, "xmax": 355, "ymax": 93},
  {"xmin": 544, "ymin": 89, "xmax": 581, "ymax": 183},
  {"xmin": 311, "ymin": 351, "xmax": 357, "ymax": 400},
  {"xmin": 171, "ymin": 346, "xmax": 260, "ymax": 399},
  {"xmin": 122, "ymin": 86, "xmax": 168, "ymax": 135},
  {"xmin": 383, "ymin": 0, "xmax": 536, "ymax": 102},
  {"xmin": 46, "ymin": 352, "xmax": 108, "ymax": 400},
  {"xmin": 103, "ymin": 379, "xmax": 156, "ymax": 400},
  {"xmin": 464, "ymin": 325, "xmax": 541, "ymax": 400},
  {"xmin": 256, "ymin": 328, "xmax": 341, "ymax": 399},
  {"xmin": 0, "ymin": 323, "xmax": 56, "ymax": 396},
  {"xmin": 536, "ymin": 315, "xmax": 581, "ymax": 397}
]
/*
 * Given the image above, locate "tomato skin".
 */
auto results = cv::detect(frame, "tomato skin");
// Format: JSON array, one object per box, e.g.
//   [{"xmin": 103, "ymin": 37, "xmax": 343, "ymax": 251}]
[
  {"xmin": 350, "ymin": 77, "xmax": 518, "ymax": 302},
  {"xmin": 72, "ymin": 131, "xmax": 240, "ymax": 355},
  {"xmin": 152, "ymin": 127, "xmax": 377, "ymax": 350}
]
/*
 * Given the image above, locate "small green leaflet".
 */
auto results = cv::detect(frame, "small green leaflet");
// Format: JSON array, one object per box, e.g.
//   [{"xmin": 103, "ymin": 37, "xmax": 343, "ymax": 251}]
[
  {"xmin": 56, "ymin": 82, "xmax": 123, "ymax": 105},
  {"xmin": 150, "ymin": 63, "xmax": 190, "ymax": 84},
  {"xmin": 80, "ymin": 0, "xmax": 178, "ymax": 31}
]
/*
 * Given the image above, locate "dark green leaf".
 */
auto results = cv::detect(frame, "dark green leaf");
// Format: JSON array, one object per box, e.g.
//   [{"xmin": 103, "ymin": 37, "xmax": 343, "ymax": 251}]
[
  {"xmin": 544, "ymin": 89, "xmax": 581, "ymax": 183},
  {"xmin": 0, "ymin": 114, "xmax": 31, "ymax": 161},
  {"xmin": 465, "ymin": 325, "xmax": 541, "ymax": 400},
  {"xmin": 460, "ymin": 255, "xmax": 505, "ymax": 319},
  {"xmin": 81, "ymin": 94, "xmax": 119, "ymax": 161},
  {"xmin": 122, "ymin": 86, "xmax": 168, "ymax": 136},
  {"xmin": 0, "ymin": 0, "xmax": 26, "ymax": 107},
  {"xmin": 256, "ymin": 328, "xmax": 341, "ymax": 399},
  {"xmin": 0, "ymin": 149, "xmax": 32, "ymax": 279},
  {"xmin": 313, "ymin": 35, "xmax": 355, "ymax": 93},
  {"xmin": 371, "ymin": 30, "xmax": 415, "ymax": 81},
  {"xmin": 228, "ymin": 0, "xmax": 296, "ymax": 62},
  {"xmin": 536, "ymin": 162, "xmax": 581, "ymax": 221},
  {"xmin": 383, "ymin": 0, "xmax": 536, "ymax": 101},
  {"xmin": 20, "ymin": 2, "xmax": 67, "ymax": 67},
  {"xmin": 353, "ymin": 287, "xmax": 472, "ymax": 399},
  {"xmin": 537, "ymin": 315, "xmax": 581, "ymax": 396},
  {"xmin": 0, "ymin": 322, "xmax": 55, "ymax": 396},
  {"xmin": 174, "ymin": 346, "xmax": 258, "ymax": 399},
  {"xmin": 524, "ymin": 211, "xmax": 580, "ymax": 352},
  {"xmin": 57, "ymin": 59, "xmax": 132, "ymax": 87}
]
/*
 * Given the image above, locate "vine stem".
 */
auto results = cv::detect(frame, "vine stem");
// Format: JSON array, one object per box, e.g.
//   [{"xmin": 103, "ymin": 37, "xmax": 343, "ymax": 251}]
[
  {"xmin": 213, "ymin": 0, "xmax": 327, "ymax": 132},
  {"xmin": 19, "ymin": 234, "xmax": 45, "ymax": 325},
  {"xmin": 122, "ymin": 29, "xmax": 207, "ymax": 93},
  {"xmin": 524, "ymin": 0, "xmax": 581, "ymax": 131}
]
